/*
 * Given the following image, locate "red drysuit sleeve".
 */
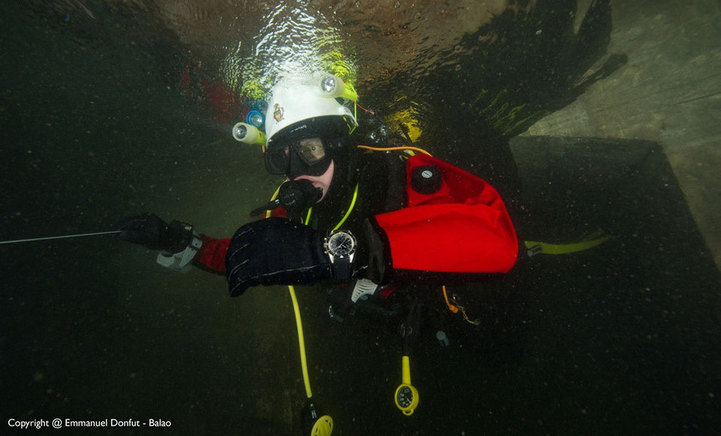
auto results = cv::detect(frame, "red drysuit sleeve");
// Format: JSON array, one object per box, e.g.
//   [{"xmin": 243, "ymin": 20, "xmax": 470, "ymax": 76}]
[
  {"xmin": 373, "ymin": 154, "xmax": 518, "ymax": 274},
  {"xmin": 194, "ymin": 236, "xmax": 231, "ymax": 274}
]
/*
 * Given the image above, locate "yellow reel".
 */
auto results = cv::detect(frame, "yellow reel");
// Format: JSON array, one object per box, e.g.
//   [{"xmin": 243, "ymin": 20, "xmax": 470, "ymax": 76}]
[{"xmin": 311, "ymin": 415, "xmax": 334, "ymax": 436}]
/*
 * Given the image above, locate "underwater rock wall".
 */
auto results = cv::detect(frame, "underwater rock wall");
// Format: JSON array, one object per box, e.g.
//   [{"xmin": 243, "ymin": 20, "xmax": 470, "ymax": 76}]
[{"xmin": 525, "ymin": 0, "xmax": 721, "ymax": 270}]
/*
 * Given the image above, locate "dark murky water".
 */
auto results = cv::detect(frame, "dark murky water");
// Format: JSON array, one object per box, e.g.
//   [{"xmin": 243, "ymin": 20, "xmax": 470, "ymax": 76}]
[{"xmin": 2, "ymin": 1, "xmax": 720, "ymax": 435}]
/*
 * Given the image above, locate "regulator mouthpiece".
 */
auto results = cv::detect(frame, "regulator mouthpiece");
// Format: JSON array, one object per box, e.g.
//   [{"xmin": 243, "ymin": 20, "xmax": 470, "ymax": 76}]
[
  {"xmin": 249, "ymin": 179, "xmax": 321, "ymax": 219},
  {"xmin": 232, "ymin": 122, "xmax": 266, "ymax": 145}
]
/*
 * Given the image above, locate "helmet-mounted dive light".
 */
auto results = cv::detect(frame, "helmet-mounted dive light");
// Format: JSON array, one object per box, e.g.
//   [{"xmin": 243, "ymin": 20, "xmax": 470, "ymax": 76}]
[
  {"xmin": 232, "ymin": 122, "xmax": 266, "ymax": 145},
  {"xmin": 245, "ymin": 110, "xmax": 265, "ymax": 129},
  {"xmin": 318, "ymin": 75, "xmax": 358, "ymax": 102}
]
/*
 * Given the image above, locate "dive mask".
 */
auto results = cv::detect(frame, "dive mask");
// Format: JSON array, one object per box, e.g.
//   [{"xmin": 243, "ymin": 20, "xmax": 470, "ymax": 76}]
[{"xmin": 265, "ymin": 136, "xmax": 333, "ymax": 177}]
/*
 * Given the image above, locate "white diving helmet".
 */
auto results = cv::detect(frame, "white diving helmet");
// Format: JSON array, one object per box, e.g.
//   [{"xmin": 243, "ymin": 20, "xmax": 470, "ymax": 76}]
[{"xmin": 263, "ymin": 74, "xmax": 358, "ymax": 176}]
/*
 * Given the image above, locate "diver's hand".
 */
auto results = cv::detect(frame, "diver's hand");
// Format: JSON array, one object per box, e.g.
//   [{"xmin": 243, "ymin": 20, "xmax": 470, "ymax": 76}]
[
  {"xmin": 113, "ymin": 213, "xmax": 193, "ymax": 253},
  {"xmin": 226, "ymin": 218, "xmax": 331, "ymax": 296}
]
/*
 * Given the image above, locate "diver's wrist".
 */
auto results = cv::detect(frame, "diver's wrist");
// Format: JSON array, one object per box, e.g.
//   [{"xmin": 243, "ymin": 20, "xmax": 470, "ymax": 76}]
[
  {"xmin": 323, "ymin": 229, "xmax": 357, "ymax": 280},
  {"xmin": 156, "ymin": 231, "xmax": 202, "ymax": 271}
]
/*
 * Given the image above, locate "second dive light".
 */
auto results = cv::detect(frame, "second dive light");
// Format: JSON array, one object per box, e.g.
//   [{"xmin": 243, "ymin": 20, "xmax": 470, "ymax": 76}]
[
  {"xmin": 245, "ymin": 109, "xmax": 264, "ymax": 129},
  {"xmin": 232, "ymin": 122, "xmax": 266, "ymax": 145}
]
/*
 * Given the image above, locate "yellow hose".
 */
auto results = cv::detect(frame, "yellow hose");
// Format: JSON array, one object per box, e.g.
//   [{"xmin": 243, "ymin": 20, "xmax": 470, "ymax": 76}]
[{"xmin": 288, "ymin": 285, "xmax": 313, "ymax": 399}]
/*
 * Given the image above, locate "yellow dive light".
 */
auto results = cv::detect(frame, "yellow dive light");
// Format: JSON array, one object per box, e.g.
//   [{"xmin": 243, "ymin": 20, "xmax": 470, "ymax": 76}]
[
  {"xmin": 394, "ymin": 355, "xmax": 419, "ymax": 415},
  {"xmin": 231, "ymin": 122, "xmax": 266, "ymax": 145},
  {"xmin": 318, "ymin": 75, "xmax": 358, "ymax": 102}
]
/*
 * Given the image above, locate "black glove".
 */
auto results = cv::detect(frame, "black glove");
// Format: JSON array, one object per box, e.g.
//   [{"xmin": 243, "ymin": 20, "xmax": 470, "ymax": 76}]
[
  {"xmin": 113, "ymin": 213, "xmax": 193, "ymax": 253},
  {"xmin": 226, "ymin": 218, "xmax": 332, "ymax": 296}
]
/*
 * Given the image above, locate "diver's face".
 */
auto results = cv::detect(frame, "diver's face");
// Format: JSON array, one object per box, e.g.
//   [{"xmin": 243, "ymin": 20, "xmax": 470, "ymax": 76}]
[
  {"xmin": 266, "ymin": 136, "xmax": 332, "ymax": 177},
  {"xmin": 294, "ymin": 160, "xmax": 334, "ymax": 202}
]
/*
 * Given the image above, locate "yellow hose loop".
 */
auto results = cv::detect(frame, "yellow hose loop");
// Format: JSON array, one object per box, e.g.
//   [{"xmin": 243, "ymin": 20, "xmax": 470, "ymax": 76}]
[
  {"xmin": 302, "ymin": 183, "xmax": 358, "ymax": 230},
  {"xmin": 332, "ymin": 184, "xmax": 358, "ymax": 231}
]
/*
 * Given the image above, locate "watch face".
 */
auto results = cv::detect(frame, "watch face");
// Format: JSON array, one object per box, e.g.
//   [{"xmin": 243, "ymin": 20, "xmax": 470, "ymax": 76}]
[{"xmin": 328, "ymin": 232, "xmax": 355, "ymax": 257}]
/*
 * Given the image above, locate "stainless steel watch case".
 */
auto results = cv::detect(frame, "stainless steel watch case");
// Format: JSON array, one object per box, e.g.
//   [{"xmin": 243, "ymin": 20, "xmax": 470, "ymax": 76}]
[{"xmin": 323, "ymin": 229, "xmax": 357, "ymax": 264}]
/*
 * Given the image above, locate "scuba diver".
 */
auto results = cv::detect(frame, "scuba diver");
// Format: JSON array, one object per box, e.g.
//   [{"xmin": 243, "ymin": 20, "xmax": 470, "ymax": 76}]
[{"xmin": 113, "ymin": 73, "xmax": 519, "ymax": 322}]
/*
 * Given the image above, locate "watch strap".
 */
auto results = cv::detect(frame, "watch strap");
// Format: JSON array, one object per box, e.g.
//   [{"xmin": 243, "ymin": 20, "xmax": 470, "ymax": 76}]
[{"xmin": 332, "ymin": 257, "xmax": 352, "ymax": 280}]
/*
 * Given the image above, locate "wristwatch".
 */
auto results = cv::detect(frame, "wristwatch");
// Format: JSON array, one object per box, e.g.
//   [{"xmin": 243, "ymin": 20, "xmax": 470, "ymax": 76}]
[{"xmin": 323, "ymin": 229, "xmax": 357, "ymax": 280}]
